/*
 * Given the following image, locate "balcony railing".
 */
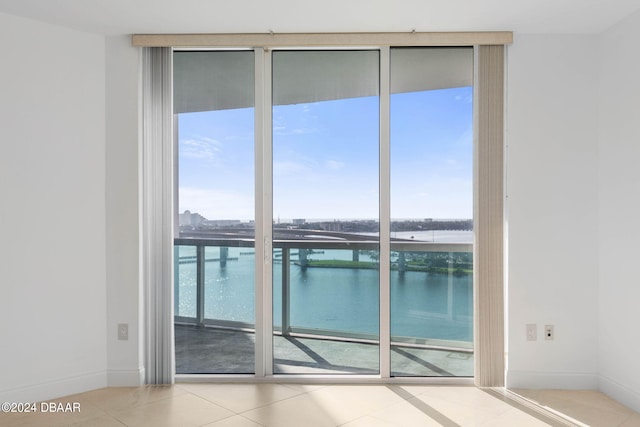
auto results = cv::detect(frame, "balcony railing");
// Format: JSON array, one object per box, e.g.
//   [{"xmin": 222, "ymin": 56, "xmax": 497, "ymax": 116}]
[{"xmin": 174, "ymin": 236, "xmax": 473, "ymax": 352}]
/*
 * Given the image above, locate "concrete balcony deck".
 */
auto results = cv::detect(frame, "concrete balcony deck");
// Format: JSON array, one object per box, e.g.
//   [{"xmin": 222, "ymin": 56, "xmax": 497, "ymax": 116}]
[{"xmin": 175, "ymin": 324, "xmax": 473, "ymax": 376}]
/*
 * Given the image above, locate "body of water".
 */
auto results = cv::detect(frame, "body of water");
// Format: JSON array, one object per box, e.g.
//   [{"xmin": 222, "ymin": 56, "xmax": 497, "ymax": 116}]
[{"xmin": 176, "ymin": 231, "xmax": 473, "ymax": 345}]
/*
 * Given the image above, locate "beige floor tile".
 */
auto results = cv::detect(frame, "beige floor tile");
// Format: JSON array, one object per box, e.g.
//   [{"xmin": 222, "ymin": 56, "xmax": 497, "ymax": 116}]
[
  {"xmin": 179, "ymin": 382, "xmax": 304, "ymax": 413},
  {"xmin": 533, "ymin": 389, "xmax": 632, "ymax": 413},
  {"xmin": 366, "ymin": 398, "xmax": 448, "ymax": 427},
  {"xmin": 69, "ymin": 414, "xmax": 128, "ymax": 426},
  {"xmin": 340, "ymin": 414, "xmax": 401, "ymax": 427},
  {"xmin": 513, "ymin": 389, "xmax": 636, "ymax": 427},
  {"xmin": 409, "ymin": 391, "xmax": 513, "ymax": 425},
  {"xmin": 479, "ymin": 407, "xmax": 552, "ymax": 427},
  {"xmin": 80, "ymin": 385, "xmax": 188, "ymax": 414},
  {"xmin": 307, "ymin": 384, "xmax": 407, "ymax": 419},
  {"xmin": 416, "ymin": 385, "xmax": 504, "ymax": 406},
  {"xmin": 0, "ymin": 412, "xmax": 118, "ymax": 427},
  {"xmin": 621, "ymin": 413, "xmax": 640, "ymax": 427},
  {"xmin": 112, "ymin": 393, "xmax": 235, "ymax": 427},
  {"xmin": 279, "ymin": 383, "xmax": 328, "ymax": 393},
  {"xmin": 562, "ymin": 405, "xmax": 629, "ymax": 426},
  {"xmin": 0, "ymin": 412, "xmax": 65, "ymax": 427},
  {"xmin": 202, "ymin": 414, "xmax": 266, "ymax": 426},
  {"xmin": 242, "ymin": 392, "xmax": 353, "ymax": 427},
  {"xmin": 387, "ymin": 384, "xmax": 466, "ymax": 398}
]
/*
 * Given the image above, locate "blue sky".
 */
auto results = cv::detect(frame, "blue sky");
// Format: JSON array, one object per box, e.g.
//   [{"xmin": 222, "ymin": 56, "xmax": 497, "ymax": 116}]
[{"xmin": 178, "ymin": 86, "xmax": 472, "ymax": 221}]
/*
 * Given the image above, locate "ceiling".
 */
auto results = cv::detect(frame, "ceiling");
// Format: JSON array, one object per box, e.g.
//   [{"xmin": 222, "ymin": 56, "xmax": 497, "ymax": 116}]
[{"xmin": 0, "ymin": 0, "xmax": 638, "ymax": 36}]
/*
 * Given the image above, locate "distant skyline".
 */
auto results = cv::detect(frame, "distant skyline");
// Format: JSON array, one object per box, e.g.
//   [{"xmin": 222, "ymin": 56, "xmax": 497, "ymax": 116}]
[{"xmin": 178, "ymin": 86, "xmax": 472, "ymax": 221}]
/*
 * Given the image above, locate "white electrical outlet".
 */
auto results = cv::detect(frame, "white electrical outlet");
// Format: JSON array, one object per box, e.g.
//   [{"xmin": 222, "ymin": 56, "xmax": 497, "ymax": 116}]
[
  {"xmin": 118, "ymin": 323, "xmax": 129, "ymax": 341},
  {"xmin": 526, "ymin": 324, "xmax": 537, "ymax": 341},
  {"xmin": 544, "ymin": 324, "xmax": 554, "ymax": 340}
]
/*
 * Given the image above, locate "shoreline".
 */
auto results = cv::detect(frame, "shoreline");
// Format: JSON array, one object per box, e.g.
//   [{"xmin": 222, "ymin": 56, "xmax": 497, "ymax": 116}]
[{"xmin": 298, "ymin": 260, "xmax": 472, "ymax": 275}]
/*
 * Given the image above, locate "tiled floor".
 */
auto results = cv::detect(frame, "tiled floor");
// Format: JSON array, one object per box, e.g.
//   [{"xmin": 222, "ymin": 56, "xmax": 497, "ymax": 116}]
[{"xmin": 1, "ymin": 384, "xmax": 638, "ymax": 426}]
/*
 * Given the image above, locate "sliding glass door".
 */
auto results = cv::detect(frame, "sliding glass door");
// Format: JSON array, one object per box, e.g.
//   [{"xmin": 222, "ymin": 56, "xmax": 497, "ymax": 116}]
[
  {"xmin": 389, "ymin": 47, "xmax": 474, "ymax": 376},
  {"xmin": 173, "ymin": 50, "xmax": 256, "ymax": 374},
  {"xmin": 272, "ymin": 50, "xmax": 380, "ymax": 374},
  {"xmin": 172, "ymin": 46, "xmax": 474, "ymax": 378}
]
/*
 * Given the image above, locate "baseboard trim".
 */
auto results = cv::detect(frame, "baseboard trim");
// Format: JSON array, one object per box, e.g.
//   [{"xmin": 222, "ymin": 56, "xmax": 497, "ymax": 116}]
[
  {"xmin": 506, "ymin": 370, "xmax": 598, "ymax": 390},
  {"xmin": 598, "ymin": 374, "xmax": 640, "ymax": 413},
  {"xmin": 107, "ymin": 367, "xmax": 145, "ymax": 387},
  {"xmin": 0, "ymin": 370, "xmax": 107, "ymax": 403}
]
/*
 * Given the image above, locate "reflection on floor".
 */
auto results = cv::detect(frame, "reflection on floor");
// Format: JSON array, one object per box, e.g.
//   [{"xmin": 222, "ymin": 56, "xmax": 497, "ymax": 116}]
[
  {"xmin": 1, "ymin": 384, "xmax": 607, "ymax": 427},
  {"xmin": 175, "ymin": 324, "xmax": 473, "ymax": 376}
]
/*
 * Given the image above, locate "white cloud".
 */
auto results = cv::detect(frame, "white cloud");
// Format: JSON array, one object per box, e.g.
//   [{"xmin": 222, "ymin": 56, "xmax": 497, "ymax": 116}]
[
  {"xmin": 273, "ymin": 161, "xmax": 310, "ymax": 176},
  {"xmin": 454, "ymin": 93, "xmax": 473, "ymax": 104},
  {"xmin": 272, "ymin": 105, "xmax": 319, "ymax": 136},
  {"xmin": 273, "ymin": 127, "xmax": 318, "ymax": 136},
  {"xmin": 180, "ymin": 136, "xmax": 222, "ymax": 161}
]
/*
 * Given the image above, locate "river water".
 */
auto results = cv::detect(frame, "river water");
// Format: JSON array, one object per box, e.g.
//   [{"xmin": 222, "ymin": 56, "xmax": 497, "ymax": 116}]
[{"xmin": 176, "ymin": 230, "xmax": 473, "ymax": 344}]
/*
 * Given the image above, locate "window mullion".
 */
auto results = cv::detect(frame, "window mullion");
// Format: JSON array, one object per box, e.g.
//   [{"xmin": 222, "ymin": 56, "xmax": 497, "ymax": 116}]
[
  {"xmin": 264, "ymin": 48, "xmax": 275, "ymax": 377},
  {"xmin": 379, "ymin": 46, "xmax": 391, "ymax": 379},
  {"xmin": 254, "ymin": 47, "xmax": 274, "ymax": 377}
]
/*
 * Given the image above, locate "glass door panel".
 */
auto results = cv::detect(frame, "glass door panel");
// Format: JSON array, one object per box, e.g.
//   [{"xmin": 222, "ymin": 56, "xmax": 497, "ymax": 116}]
[
  {"xmin": 171, "ymin": 47, "xmax": 478, "ymax": 378},
  {"xmin": 173, "ymin": 50, "xmax": 256, "ymax": 374},
  {"xmin": 272, "ymin": 50, "xmax": 380, "ymax": 374},
  {"xmin": 389, "ymin": 47, "xmax": 474, "ymax": 377}
]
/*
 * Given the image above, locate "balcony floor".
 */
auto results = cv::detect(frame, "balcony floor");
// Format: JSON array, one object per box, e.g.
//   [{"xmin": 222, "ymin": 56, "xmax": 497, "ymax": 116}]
[{"xmin": 175, "ymin": 324, "xmax": 473, "ymax": 376}]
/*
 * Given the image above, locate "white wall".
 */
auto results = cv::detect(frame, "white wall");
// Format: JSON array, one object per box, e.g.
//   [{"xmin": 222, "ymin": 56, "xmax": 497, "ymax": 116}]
[
  {"xmin": 105, "ymin": 35, "xmax": 144, "ymax": 386},
  {"xmin": 506, "ymin": 34, "xmax": 599, "ymax": 389},
  {"xmin": 597, "ymin": 9, "xmax": 640, "ymax": 412},
  {"xmin": 0, "ymin": 13, "xmax": 107, "ymax": 401}
]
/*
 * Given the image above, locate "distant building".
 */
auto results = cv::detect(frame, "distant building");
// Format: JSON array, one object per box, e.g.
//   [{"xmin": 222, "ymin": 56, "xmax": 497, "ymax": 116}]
[
  {"xmin": 179, "ymin": 210, "xmax": 206, "ymax": 227},
  {"xmin": 292, "ymin": 218, "xmax": 306, "ymax": 225},
  {"xmin": 323, "ymin": 221, "xmax": 343, "ymax": 232}
]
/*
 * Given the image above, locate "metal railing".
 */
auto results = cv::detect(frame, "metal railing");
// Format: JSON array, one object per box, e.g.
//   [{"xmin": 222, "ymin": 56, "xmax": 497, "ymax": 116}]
[{"xmin": 174, "ymin": 236, "xmax": 473, "ymax": 351}]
